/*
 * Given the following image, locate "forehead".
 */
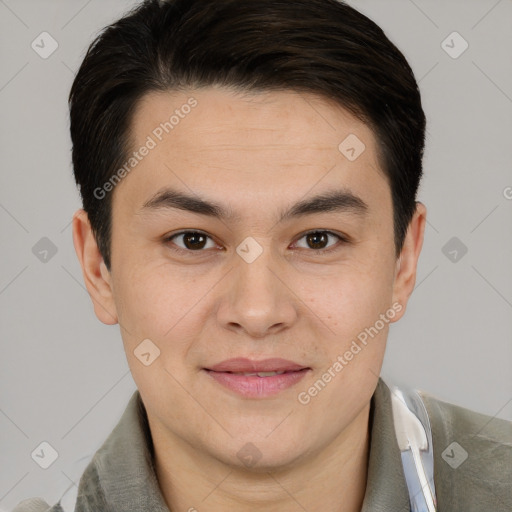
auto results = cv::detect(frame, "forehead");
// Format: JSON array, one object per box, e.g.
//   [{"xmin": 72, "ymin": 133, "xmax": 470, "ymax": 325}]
[
  {"xmin": 114, "ymin": 87, "xmax": 388, "ymax": 215},
  {"xmin": 132, "ymin": 87, "xmax": 378, "ymax": 155}
]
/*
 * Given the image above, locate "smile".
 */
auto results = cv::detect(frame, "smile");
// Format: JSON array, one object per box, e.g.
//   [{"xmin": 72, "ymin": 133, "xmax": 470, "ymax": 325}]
[{"xmin": 203, "ymin": 358, "xmax": 311, "ymax": 398}]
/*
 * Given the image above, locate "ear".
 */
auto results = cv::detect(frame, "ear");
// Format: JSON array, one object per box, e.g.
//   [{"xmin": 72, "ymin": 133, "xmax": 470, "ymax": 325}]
[
  {"xmin": 72, "ymin": 209, "xmax": 118, "ymax": 325},
  {"xmin": 390, "ymin": 202, "xmax": 427, "ymax": 322}
]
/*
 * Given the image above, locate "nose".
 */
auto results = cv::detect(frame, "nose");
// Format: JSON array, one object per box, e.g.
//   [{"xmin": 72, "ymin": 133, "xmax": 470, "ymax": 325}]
[{"xmin": 216, "ymin": 241, "xmax": 298, "ymax": 339}]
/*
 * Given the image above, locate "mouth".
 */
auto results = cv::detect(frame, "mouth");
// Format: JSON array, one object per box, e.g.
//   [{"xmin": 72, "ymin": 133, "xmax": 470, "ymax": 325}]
[
  {"xmin": 214, "ymin": 370, "xmax": 294, "ymax": 377},
  {"xmin": 203, "ymin": 358, "xmax": 311, "ymax": 398}
]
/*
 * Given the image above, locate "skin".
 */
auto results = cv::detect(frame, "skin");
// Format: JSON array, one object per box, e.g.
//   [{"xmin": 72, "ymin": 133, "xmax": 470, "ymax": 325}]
[{"xmin": 73, "ymin": 86, "xmax": 426, "ymax": 512}]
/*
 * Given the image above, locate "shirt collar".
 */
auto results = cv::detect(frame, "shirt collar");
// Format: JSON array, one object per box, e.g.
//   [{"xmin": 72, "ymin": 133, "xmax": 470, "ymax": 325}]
[
  {"xmin": 361, "ymin": 378, "xmax": 411, "ymax": 511},
  {"xmin": 74, "ymin": 378, "xmax": 410, "ymax": 511}
]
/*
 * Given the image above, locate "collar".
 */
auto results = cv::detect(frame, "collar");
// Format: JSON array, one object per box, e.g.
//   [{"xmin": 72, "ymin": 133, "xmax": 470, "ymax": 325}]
[
  {"xmin": 73, "ymin": 378, "xmax": 410, "ymax": 511},
  {"xmin": 361, "ymin": 378, "xmax": 411, "ymax": 511}
]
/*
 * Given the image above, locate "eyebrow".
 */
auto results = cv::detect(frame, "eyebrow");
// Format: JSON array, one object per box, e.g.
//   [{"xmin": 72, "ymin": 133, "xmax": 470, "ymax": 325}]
[{"xmin": 140, "ymin": 187, "xmax": 368, "ymax": 223}]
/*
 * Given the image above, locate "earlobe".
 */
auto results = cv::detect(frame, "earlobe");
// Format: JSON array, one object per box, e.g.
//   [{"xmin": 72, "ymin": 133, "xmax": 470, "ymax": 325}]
[
  {"xmin": 391, "ymin": 202, "xmax": 427, "ymax": 321},
  {"xmin": 72, "ymin": 209, "xmax": 118, "ymax": 325}
]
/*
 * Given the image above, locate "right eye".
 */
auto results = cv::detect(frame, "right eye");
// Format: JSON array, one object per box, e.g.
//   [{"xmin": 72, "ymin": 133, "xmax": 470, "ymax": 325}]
[{"xmin": 164, "ymin": 230, "xmax": 219, "ymax": 253}]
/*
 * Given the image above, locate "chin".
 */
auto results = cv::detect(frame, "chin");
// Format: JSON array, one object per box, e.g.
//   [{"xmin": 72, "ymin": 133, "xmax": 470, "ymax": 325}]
[{"xmin": 216, "ymin": 438, "xmax": 310, "ymax": 474}]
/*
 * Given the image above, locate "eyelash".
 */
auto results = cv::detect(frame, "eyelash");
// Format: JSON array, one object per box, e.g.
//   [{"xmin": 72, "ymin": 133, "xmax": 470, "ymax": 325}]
[{"xmin": 163, "ymin": 230, "xmax": 349, "ymax": 256}]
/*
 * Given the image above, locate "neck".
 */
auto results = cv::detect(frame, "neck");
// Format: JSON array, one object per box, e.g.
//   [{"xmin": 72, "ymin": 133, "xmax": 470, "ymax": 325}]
[{"xmin": 150, "ymin": 403, "xmax": 371, "ymax": 512}]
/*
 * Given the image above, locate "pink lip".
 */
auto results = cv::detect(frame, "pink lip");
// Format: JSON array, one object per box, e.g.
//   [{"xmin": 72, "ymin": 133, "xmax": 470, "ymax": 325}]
[
  {"xmin": 207, "ymin": 357, "xmax": 307, "ymax": 373},
  {"xmin": 204, "ymin": 358, "xmax": 310, "ymax": 398}
]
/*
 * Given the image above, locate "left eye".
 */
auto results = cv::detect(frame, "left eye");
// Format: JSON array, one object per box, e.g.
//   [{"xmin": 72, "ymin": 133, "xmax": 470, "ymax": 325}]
[{"xmin": 293, "ymin": 231, "xmax": 343, "ymax": 251}]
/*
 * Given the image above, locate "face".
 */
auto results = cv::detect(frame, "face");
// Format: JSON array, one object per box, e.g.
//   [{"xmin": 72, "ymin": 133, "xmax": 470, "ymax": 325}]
[{"xmin": 74, "ymin": 86, "xmax": 425, "ymax": 471}]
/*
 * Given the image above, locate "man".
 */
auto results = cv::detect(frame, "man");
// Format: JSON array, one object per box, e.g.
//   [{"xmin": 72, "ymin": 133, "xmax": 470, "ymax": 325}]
[{"xmin": 14, "ymin": 0, "xmax": 511, "ymax": 510}]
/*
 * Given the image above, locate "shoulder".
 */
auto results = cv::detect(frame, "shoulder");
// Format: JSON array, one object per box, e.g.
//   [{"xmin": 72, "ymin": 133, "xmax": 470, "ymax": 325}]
[{"xmin": 420, "ymin": 391, "xmax": 512, "ymax": 511}]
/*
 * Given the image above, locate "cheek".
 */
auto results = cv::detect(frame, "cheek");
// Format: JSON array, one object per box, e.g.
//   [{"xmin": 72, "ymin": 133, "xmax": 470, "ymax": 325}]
[
  {"xmin": 294, "ymin": 270, "xmax": 392, "ymax": 431},
  {"xmin": 113, "ymin": 269, "xmax": 169, "ymax": 336},
  {"xmin": 113, "ymin": 266, "xmax": 205, "ymax": 403},
  {"xmin": 299, "ymin": 261, "xmax": 394, "ymax": 335},
  {"xmin": 112, "ymin": 261, "xmax": 216, "ymax": 358},
  {"xmin": 113, "ymin": 249, "xmax": 395, "ymax": 347},
  {"xmin": 114, "ymin": 263, "xmax": 198, "ymax": 328}
]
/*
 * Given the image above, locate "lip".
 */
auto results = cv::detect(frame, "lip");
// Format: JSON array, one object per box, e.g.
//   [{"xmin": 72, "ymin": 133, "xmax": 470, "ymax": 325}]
[
  {"xmin": 204, "ymin": 358, "xmax": 310, "ymax": 398},
  {"xmin": 207, "ymin": 357, "xmax": 307, "ymax": 373}
]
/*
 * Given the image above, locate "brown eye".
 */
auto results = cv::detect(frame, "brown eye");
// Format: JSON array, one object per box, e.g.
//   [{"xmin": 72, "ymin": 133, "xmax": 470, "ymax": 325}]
[
  {"xmin": 294, "ymin": 230, "xmax": 344, "ymax": 251},
  {"xmin": 167, "ymin": 231, "xmax": 216, "ymax": 251},
  {"xmin": 306, "ymin": 232, "xmax": 329, "ymax": 249}
]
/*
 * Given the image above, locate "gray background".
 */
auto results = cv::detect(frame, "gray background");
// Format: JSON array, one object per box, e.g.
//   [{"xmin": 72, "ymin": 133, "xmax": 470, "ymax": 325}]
[{"xmin": 1, "ymin": 0, "xmax": 511, "ymax": 509}]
